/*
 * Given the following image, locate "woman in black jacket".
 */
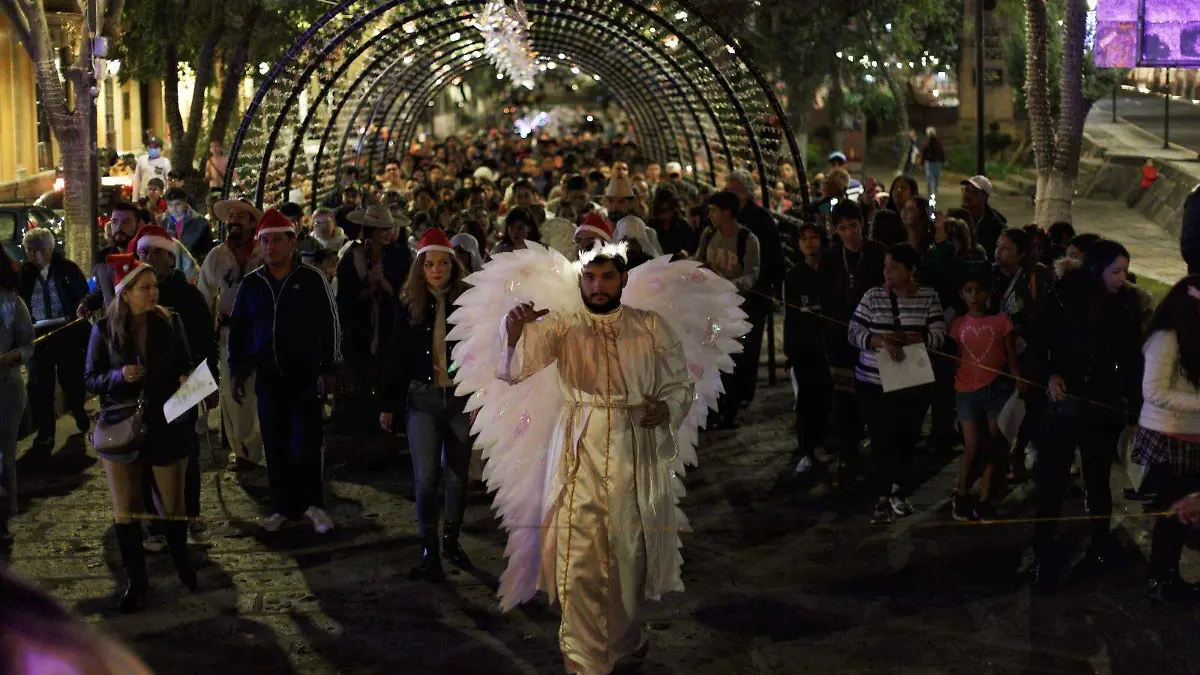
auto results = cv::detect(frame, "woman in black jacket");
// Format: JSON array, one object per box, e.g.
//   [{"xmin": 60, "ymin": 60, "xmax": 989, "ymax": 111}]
[
  {"xmin": 378, "ymin": 229, "xmax": 472, "ymax": 583},
  {"xmin": 1030, "ymin": 239, "xmax": 1150, "ymax": 592},
  {"xmin": 84, "ymin": 254, "xmax": 198, "ymax": 612}
]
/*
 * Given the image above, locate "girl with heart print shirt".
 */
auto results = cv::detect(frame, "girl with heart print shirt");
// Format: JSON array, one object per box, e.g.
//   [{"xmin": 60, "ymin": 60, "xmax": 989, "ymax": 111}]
[{"xmin": 950, "ymin": 268, "xmax": 1026, "ymax": 521}]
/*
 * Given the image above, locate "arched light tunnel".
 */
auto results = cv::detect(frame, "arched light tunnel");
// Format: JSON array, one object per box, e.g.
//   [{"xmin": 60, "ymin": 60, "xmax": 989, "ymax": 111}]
[{"xmin": 225, "ymin": 0, "xmax": 809, "ymax": 213}]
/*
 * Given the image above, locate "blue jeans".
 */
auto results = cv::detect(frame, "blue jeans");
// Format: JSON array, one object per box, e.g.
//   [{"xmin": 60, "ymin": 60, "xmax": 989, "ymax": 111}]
[
  {"xmin": 407, "ymin": 383, "xmax": 472, "ymax": 539},
  {"xmin": 924, "ymin": 161, "xmax": 943, "ymax": 199}
]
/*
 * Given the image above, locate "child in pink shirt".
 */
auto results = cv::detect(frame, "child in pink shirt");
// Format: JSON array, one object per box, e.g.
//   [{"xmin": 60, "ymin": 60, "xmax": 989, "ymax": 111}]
[{"xmin": 950, "ymin": 270, "xmax": 1025, "ymax": 521}]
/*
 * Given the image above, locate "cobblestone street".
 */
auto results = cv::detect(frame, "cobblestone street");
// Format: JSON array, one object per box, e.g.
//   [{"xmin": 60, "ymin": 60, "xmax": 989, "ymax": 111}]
[{"xmin": 7, "ymin": 380, "xmax": 1200, "ymax": 674}]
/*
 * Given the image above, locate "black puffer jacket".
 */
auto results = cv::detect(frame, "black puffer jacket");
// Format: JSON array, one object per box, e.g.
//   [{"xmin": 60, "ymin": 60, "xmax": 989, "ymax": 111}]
[
  {"xmin": 1037, "ymin": 269, "xmax": 1151, "ymax": 421},
  {"xmin": 379, "ymin": 283, "xmax": 468, "ymax": 410}
]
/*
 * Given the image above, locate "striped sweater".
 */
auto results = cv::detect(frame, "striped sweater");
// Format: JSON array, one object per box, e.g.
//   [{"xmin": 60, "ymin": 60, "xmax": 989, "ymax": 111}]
[{"xmin": 847, "ymin": 285, "xmax": 946, "ymax": 386}]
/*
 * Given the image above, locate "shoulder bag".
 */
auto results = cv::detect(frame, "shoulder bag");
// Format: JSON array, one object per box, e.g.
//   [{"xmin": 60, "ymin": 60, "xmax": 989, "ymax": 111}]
[{"xmin": 89, "ymin": 397, "xmax": 146, "ymax": 457}]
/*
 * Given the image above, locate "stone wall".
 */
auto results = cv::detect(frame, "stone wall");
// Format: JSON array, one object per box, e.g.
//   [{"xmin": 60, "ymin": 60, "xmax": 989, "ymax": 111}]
[{"xmin": 1080, "ymin": 145, "xmax": 1197, "ymax": 238}]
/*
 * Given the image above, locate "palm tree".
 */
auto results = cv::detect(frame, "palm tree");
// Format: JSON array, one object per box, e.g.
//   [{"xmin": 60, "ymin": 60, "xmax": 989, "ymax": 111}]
[
  {"xmin": 1, "ymin": 0, "xmax": 123, "ymax": 267},
  {"xmin": 1025, "ymin": 0, "xmax": 1088, "ymax": 224}
]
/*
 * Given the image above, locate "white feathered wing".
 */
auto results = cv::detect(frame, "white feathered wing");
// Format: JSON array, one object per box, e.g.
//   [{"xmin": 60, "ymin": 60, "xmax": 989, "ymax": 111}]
[{"xmin": 448, "ymin": 247, "xmax": 749, "ymax": 611}]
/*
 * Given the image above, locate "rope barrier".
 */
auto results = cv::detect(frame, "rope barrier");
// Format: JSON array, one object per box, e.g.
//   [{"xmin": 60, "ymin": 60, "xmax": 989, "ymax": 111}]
[{"xmin": 745, "ymin": 287, "xmax": 1133, "ymax": 416}]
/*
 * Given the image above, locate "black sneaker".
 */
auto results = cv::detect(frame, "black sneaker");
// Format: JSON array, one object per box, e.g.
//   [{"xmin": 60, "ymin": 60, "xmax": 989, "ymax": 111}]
[
  {"xmin": 951, "ymin": 494, "xmax": 978, "ymax": 522},
  {"xmin": 871, "ymin": 501, "xmax": 894, "ymax": 524},
  {"xmin": 974, "ymin": 501, "xmax": 998, "ymax": 522}
]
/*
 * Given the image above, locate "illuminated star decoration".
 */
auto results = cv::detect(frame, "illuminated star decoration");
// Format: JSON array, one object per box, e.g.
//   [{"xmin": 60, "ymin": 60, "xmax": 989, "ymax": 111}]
[{"xmin": 473, "ymin": 0, "xmax": 538, "ymax": 90}]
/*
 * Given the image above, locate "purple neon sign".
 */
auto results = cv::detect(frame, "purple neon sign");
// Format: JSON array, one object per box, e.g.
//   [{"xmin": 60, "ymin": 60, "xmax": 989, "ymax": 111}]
[{"xmin": 1094, "ymin": 0, "xmax": 1200, "ymax": 67}]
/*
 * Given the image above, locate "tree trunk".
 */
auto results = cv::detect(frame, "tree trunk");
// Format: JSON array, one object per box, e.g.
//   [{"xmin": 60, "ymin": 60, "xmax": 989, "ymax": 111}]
[
  {"xmin": 1052, "ymin": 0, "xmax": 1087, "ymax": 183},
  {"xmin": 1035, "ymin": 172, "xmax": 1074, "ymax": 225},
  {"xmin": 829, "ymin": 62, "xmax": 845, "ymax": 152},
  {"xmin": 172, "ymin": 0, "xmax": 226, "ymax": 172},
  {"xmin": 209, "ymin": 1, "xmax": 263, "ymax": 147},
  {"xmin": 1024, "ymin": 0, "xmax": 1056, "ymax": 224},
  {"xmin": 163, "ymin": 42, "xmax": 186, "ymax": 156}
]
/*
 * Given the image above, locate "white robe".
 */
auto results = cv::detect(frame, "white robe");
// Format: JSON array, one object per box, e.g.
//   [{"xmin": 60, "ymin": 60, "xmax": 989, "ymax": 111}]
[{"xmin": 499, "ymin": 305, "xmax": 693, "ymax": 675}]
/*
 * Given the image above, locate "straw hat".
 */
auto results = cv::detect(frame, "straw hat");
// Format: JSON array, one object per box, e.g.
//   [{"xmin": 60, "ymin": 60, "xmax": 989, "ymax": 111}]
[
  {"xmin": 213, "ymin": 199, "xmax": 264, "ymax": 224},
  {"xmin": 346, "ymin": 205, "xmax": 396, "ymax": 229}
]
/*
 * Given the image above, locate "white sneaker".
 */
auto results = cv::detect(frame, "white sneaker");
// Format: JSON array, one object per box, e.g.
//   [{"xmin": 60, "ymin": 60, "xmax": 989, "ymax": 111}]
[
  {"xmin": 793, "ymin": 456, "xmax": 814, "ymax": 474},
  {"xmin": 304, "ymin": 507, "xmax": 334, "ymax": 534},
  {"xmin": 261, "ymin": 513, "xmax": 287, "ymax": 532}
]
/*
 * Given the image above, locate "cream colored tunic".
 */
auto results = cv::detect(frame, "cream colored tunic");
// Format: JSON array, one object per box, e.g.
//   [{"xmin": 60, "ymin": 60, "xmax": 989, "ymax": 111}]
[{"xmin": 500, "ymin": 305, "xmax": 693, "ymax": 675}]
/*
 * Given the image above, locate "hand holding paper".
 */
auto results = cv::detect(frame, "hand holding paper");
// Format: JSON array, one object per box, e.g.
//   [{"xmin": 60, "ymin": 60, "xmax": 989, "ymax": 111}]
[
  {"xmin": 875, "ymin": 344, "xmax": 936, "ymax": 393},
  {"xmin": 164, "ymin": 359, "xmax": 219, "ymax": 423}
]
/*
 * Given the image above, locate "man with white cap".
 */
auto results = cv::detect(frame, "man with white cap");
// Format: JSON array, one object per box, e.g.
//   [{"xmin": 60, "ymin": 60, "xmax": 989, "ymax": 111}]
[
  {"xmin": 198, "ymin": 199, "xmax": 264, "ymax": 471},
  {"xmin": 960, "ymin": 175, "xmax": 1007, "ymax": 261},
  {"xmin": 663, "ymin": 161, "xmax": 697, "ymax": 207},
  {"xmin": 604, "ymin": 177, "xmax": 642, "ymax": 222},
  {"xmin": 228, "ymin": 209, "xmax": 342, "ymax": 534}
]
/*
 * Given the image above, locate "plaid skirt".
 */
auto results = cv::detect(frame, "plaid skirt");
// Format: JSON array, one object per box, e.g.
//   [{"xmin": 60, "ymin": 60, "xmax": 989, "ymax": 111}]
[{"xmin": 1132, "ymin": 427, "xmax": 1200, "ymax": 476}]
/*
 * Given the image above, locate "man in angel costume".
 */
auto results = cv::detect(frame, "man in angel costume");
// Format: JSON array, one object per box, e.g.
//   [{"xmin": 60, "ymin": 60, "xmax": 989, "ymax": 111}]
[{"xmin": 448, "ymin": 240, "xmax": 748, "ymax": 674}]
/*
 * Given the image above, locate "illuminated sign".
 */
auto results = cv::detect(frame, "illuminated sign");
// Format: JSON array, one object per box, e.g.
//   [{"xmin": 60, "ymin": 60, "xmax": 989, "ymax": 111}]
[{"xmin": 1094, "ymin": 0, "xmax": 1200, "ymax": 67}]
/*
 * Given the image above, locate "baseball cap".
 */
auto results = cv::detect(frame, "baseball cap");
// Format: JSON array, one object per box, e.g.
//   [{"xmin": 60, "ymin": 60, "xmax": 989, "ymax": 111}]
[
  {"xmin": 827, "ymin": 151, "xmax": 847, "ymax": 163},
  {"xmin": 665, "ymin": 161, "xmax": 683, "ymax": 176},
  {"xmin": 961, "ymin": 175, "xmax": 994, "ymax": 196}
]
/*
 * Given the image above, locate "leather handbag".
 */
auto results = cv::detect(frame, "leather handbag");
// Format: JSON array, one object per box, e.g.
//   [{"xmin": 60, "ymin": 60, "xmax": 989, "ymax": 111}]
[{"xmin": 89, "ymin": 397, "xmax": 147, "ymax": 457}]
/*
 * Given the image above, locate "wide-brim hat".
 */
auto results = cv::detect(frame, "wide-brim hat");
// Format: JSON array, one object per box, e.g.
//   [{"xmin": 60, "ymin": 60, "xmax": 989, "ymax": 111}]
[
  {"xmin": 604, "ymin": 178, "xmax": 636, "ymax": 200},
  {"xmin": 346, "ymin": 205, "xmax": 396, "ymax": 229},
  {"xmin": 213, "ymin": 199, "xmax": 264, "ymax": 224}
]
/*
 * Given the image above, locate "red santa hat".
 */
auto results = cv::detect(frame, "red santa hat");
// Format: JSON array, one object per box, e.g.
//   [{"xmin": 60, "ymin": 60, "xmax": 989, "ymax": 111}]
[
  {"xmin": 109, "ymin": 253, "xmax": 154, "ymax": 295},
  {"xmin": 255, "ymin": 208, "xmax": 296, "ymax": 238},
  {"xmin": 416, "ymin": 227, "xmax": 454, "ymax": 257},
  {"xmin": 127, "ymin": 224, "xmax": 176, "ymax": 257},
  {"xmin": 574, "ymin": 211, "xmax": 613, "ymax": 243}
]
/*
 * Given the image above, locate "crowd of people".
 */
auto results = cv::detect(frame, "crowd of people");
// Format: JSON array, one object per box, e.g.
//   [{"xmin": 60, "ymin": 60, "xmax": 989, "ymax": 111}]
[{"xmin": 0, "ymin": 116, "xmax": 1199, "ymax": 672}]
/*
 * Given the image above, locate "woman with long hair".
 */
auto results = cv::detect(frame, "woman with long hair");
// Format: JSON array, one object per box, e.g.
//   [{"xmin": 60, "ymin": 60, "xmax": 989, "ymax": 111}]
[
  {"xmin": 379, "ymin": 229, "xmax": 473, "ymax": 583},
  {"xmin": 84, "ymin": 254, "xmax": 198, "ymax": 612},
  {"xmin": 1132, "ymin": 275, "xmax": 1200, "ymax": 604},
  {"xmin": 885, "ymin": 175, "xmax": 920, "ymax": 213},
  {"xmin": 0, "ymin": 246, "xmax": 33, "ymax": 562},
  {"xmin": 1030, "ymin": 239, "xmax": 1150, "ymax": 591}
]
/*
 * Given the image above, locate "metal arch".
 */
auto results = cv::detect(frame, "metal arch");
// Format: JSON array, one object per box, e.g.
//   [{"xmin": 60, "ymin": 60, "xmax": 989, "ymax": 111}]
[
  {"xmin": 371, "ymin": 29, "xmax": 697, "ymax": 179},
  {"xmin": 377, "ymin": 35, "xmax": 680, "ymax": 179},
  {"xmin": 377, "ymin": 35, "xmax": 679, "ymax": 177},
  {"xmin": 320, "ymin": 34, "xmax": 672, "ymax": 197},
  {"xmin": 524, "ymin": 3, "xmax": 730, "ymax": 183},
  {"xmin": 253, "ymin": 0, "xmax": 492, "ymax": 206},
  {"xmin": 667, "ymin": 0, "xmax": 810, "ymax": 209},
  {"xmin": 230, "ymin": 0, "xmax": 807, "ymax": 211},
  {"xmin": 283, "ymin": 13, "xmax": 472, "ymax": 197},
  {"xmin": 590, "ymin": 0, "xmax": 772, "ymax": 209}
]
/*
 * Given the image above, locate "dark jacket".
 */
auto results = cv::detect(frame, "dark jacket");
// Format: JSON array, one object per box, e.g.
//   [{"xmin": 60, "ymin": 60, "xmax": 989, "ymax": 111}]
[
  {"xmin": 161, "ymin": 211, "xmax": 215, "ymax": 261},
  {"xmin": 336, "ymin": 241, "xmax": 412, "ymax": 366},
  {"xmin": 82, "ymin": 243, "xmax": 125, "ymax": 313},
  {"xmin": 1036, "ymin": 270, "xmax": 1150, "ymax": 421},
  {"xmin": 84, "ymin": 309, "xmax": 197, "ymax": 465},
  {"xmin": 380, "ymin": 284, "xmax": 467, "ymax": 409},
  {"xmin": 818, "ymin": 240, "xmax": 887, "ymax": 369},
  {"xmin": 228, "ymin": 255, "xmax": 342, "ymax": 383},
  {"xmin": 20, "ymin": 253, "xmax": 89, "ymax": 331},
  {"xmin": 157, "ymin": 268, "xmax": 216, "ymax": 378},
  {"xmin": 921, "ymin": 136, "xmax": 946, "ymax": 163},
  {"xmin": 975, "ymin": 205, "xmax": 1008, "ymax": 262},
  {"xmin": 783, "ymin": 260, "xmax": 825, "ymax": 361},
  {"xmin": 738, "ymin": 200, "xmax": 784, "ymax": 294},
  {"xmin": 648, "ymin": 214, "xmax": 697, "ymax": 259},
  {"xmin": 1182, "ymin": 186, "xmax": 1200, "ymax": 259}
]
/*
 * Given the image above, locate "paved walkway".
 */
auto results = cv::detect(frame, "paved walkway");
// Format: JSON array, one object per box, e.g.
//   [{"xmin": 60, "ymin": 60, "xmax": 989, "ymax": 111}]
[
  {"xmin": 6, "ymin": 382, "xmax": 1200, "ymax": 673},
  {"xmin": 1093, "ymin": 89, "xmax": 1200, "ymax": 158}
]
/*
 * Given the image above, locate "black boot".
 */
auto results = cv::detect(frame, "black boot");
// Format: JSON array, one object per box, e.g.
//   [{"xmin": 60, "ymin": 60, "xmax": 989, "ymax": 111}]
[
  {"xmin": 1030, "ymin": 556, "xmax": 1059, "ymax": 594},
  {"xmin": 1145, "ymin": 570, "xmax": 1198, "ymax": 606},
  {"xmin": 113, "ymin": 523, "xmax": 148, "ymax": 613},
  {"xmin": 164, "ymin": 521, "xmax": 198, "ymax": 591},
  {"xmin": 409, "ymin": 531, "xmax": 444, "ymax": 583},
  {"xmin": 442, "ymin": 522, "xmax": 471, "ymax": 568}
]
